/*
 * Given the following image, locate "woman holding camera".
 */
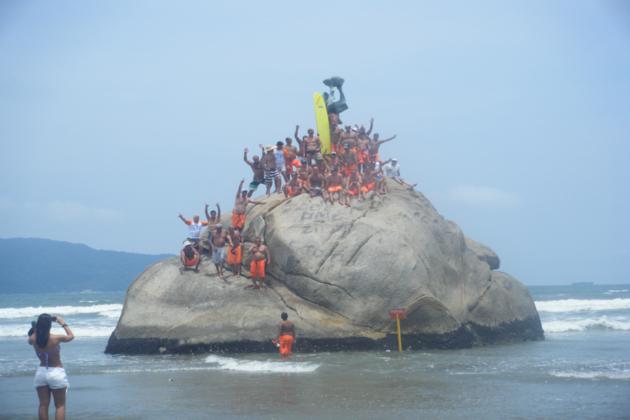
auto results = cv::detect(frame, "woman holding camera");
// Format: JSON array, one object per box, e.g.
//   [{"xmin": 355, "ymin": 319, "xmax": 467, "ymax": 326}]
[{"xmin": 28, "ymin": 314, "xmax": 74, "ymax": 420}]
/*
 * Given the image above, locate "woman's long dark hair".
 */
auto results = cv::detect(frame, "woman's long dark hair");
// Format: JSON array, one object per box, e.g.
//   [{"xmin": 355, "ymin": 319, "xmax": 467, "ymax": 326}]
[{"xmin": 35, "ymin": 314, "xmax": 52, "ymax": 348}]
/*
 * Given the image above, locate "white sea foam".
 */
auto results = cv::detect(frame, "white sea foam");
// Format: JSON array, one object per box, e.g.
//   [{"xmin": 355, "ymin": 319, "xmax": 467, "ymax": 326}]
[
  {"xmin": 550, "ymin": 370, "xmax": 630, "ymax": 380},
  {"xmin": 542, "ymin": 316, "xmax": 630, "ymax": 333},
  {"xmin": 535, "ymin": 298, "xmax": 630, "ymax": 313},
  {"xmin": 0, "ymin": 304, "xmax": 122, "ymax": 319},
  {"xmin": 604, "ymin": 289, "xmax": 629, "ymax": 295},
  {"xmin": 204, "ymin": 354, "xmax": 319, "ymax": 373},
  {"xmin": 0, "ymin": 324, "xmax": 114, "ymax": 337}
]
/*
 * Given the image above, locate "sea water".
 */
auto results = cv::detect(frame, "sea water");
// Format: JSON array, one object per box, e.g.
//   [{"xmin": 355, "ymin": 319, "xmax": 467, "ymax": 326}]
[{"xmin": 0, "ymin": 285, "xmax": 629, "ymax": 419}]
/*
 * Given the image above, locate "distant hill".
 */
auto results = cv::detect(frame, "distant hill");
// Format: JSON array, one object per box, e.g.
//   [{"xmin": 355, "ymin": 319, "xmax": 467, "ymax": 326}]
[{"xmin": 0, "ymin": 238, "xmax": 171, "ymax": 293}]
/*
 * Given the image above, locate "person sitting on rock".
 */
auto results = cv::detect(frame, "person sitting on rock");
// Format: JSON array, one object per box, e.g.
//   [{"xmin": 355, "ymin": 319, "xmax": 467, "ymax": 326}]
[
  {"xmin": 275, "ymin": 312, "xmax": 295, "ymax": 359},
  {"xmin": 243, "ymin": 148, "xmax": 265, "ymax": 197},
  {"xmin": 325, "ymin": 167, "xmax": 344, "ymax": 205},
  {"xmin": 383, "ymin": 158, "xmax": 416, "ymax": 190},
  {"xmin": 360, "ymin": 167, "xmax": 377, "ymax": 199},
  {"xmin": 283, "ymin": 173, "xmax": 302, "ymax": 199},
  {"xmin": 232, "ymin": 179, "xmax": 262, "ymax": 230},
  {"xmin": 226, "ymin": 227, "xmax": 243, "ymax": 278},
  {"xmin": 345, "ymin": 169, "xmax": 362, "ymax": 205},
  {"xmin": 260, "ymin": 144, "xmax": 282, "ymax": 195},
  {"xmin": 180, "ymin": 241, "xmax": 201, "ymax": 272},
  {"xmin": 210, "ymin": 223, "xmax": 232, "ymax": 281},
  {"xmin": 308, "ymin": 166, "xmax": 325, "ymax": 198},
  {"xmin": 248, "ymin": 237, "xmax": 270, "ymax": 289},
  {"xmin": 178, "ymin": 213, "xmax": 207, "ymax": 249}
]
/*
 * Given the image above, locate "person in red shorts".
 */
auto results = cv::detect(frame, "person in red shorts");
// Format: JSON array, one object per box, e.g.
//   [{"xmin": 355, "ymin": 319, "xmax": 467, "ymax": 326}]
[
  {"xmin": 248, "ymin": 237, "xmax": 270, "ymax": 289},
  {"xmin": 275, "ymin": 312, "xmax": 295, "ymax": 359},
  {"xmin": 226, "ymin": 228, "xmax": 243, "ymax": 277}
]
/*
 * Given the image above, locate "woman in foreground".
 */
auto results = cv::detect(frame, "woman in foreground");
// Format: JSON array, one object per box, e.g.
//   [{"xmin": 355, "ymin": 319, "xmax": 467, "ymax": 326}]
[{"xmin": 28, "ymin": 314, "xmax": 74, "ymax": 420}]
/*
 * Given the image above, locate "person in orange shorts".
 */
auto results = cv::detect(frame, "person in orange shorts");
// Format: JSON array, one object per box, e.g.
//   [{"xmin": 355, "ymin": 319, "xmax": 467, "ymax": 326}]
[
  {"xmin": 325, "ymin": 168, "xmax": 344, "ymax": 204},
  {"xmin": 275, "ymin": 312, "xmax": 295, "ymax": 359},
  {"xmin": 226, "ymin": 228, "xmax": 243, "ymax": 277},
  {"xmin": 248, "ymin": 237, "xmax": 270, "ymax": 289},
  {"xmin": 232, "ymin": 179, "xmax": 262, "ymax": 230},
  {"xmin": 283, "ymin": 173, "xmax": 303, "ymax": 199},
  {"xmin": 345, "ymin": 169, "xmax": 363, "ymax": 205}
]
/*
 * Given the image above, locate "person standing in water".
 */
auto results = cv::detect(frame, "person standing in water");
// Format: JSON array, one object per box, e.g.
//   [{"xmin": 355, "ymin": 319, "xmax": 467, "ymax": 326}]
[
  {"xmin": 276, "ymin": 312, "xmax": 295, "ymax": 359},
  {"xmin": 28, "ymin": 313, "xmax": 74, "ymax": 420}
]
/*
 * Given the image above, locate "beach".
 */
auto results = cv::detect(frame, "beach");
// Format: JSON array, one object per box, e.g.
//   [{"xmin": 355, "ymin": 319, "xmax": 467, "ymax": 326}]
[{"xmin": 1, "ymin": 285, "xmax": 629, "ymax": 419}]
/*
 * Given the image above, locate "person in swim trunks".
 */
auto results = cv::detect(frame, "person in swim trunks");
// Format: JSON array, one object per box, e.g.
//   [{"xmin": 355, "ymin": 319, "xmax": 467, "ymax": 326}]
[
  {"xmin": 232, "ymin": 179, "xmax": 262, "ymax": 230},
  {"xmin": 211, "ymin": 223, "xmax": 232, "ymax": 281},
  {"xmin": 226, "ymin": 227, "xmax": 243, "ymax": 277},
  {"xmin": 260, "ymin": 144, "xmax": 281, "ymax": 195},
  {"xmin": 243, "ymin": 148, "xmax": 265, "ymax": 197},
  {"xmin": 283, "ymin": 173, "xmax": 303, "ymax": 199},
  {"xmin": 303, "ymin": 128, "xmax": 323, "ymax": 166},
  {"xmin": 28, "ymin": 313, "xmax": 74, "ymax": 420},
  {"xmin": 248, "ymin": 237, "xmax": 270, "ymax": 289},
  {"xmin": 276, "ymin": 312, "xmax": 295, "ymax": 359},
  {"xmin": 325, "ymin": 167, "xmax": 344, "ymax": 204},
  {"xmin": 283, "ymin": 137, "xmax": 301, "ymax": 176},
  {"xmin": 203, "ymin": 203, "xmax": 221, "ymax": 254},
  {"xmin": 308, "ymin": 166, "xmax": 325, "ymax": 198},
  {"xmin": 181, "ymin": 241, "xmax": 201, "ymax": 272}
]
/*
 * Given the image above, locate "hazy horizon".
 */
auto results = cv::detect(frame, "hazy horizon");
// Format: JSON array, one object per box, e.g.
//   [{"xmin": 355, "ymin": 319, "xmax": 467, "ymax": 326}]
[{"xmin": 1, "ymin": 1, "xmax": 629, "ymax": 285}]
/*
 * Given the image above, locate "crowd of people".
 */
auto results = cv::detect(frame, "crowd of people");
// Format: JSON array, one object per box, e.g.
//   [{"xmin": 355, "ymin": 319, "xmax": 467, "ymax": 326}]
[{"xmin": 177, "ymin": 116, "xmax": 413, "ymax": 287}]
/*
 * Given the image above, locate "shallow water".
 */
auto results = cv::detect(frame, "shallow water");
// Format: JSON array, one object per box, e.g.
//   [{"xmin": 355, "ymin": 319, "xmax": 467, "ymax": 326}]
[{"xmin": 1, "ymin": 285, "xmax": 629, "ymax": 419}]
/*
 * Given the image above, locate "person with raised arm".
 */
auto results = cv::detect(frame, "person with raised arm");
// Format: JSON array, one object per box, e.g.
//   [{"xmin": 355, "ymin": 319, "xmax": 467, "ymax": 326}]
[
  {"xmin": 210, "ymin": 222, "xmax": 233, "ymax": 281},
  {"xmin": 178, "ymin": 213, "xmax": 207, "ymax": 249},
  {"xmin": 28, "ymin": 313, "xmax": 74, "ymax": 420},
  {"xmin": 243, "ymin": 147, "xmax": 265, "ymax": 198},
  {"xmin": 368, "ymin": 133, "xmax": 397, "ymax": 163},
  {"xmin": 232, "ymin": 179, "xmax": 262, "ymax": 231}
]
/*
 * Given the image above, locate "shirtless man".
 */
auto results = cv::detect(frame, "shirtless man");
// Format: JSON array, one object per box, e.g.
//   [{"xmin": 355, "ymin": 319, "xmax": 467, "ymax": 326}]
[
  {"xmin": 243, "ymin": 148, "xmax": 265, "ymax": 197},
  {"xmin": 325, "ymin": 168, "xmax": 344, "ymax": 204},
  {"xmin": 211, "ymin": 223, "xmax": 232, "ymax": 280},
  {"xmin": 283, "ymin": 173, "xmax": 302, "ymax": 199},
  {"xmin": 345, "ymin": 169, "xmax": 362, "ymax": 206},
  {"xmin": 339, "ymin": 125, "xmax": 358, "ymax": 150},
  {"xmin": 368, "ymin": 133, "xmax": 397, "ymax": 163},
  {"xmin": 341, "ymin": 143, "xmax": 358, "ymax": 177},
  {"xmin": 276, "ymin": 312, "xmax": 296, "ymax": 359},
  {"xmin": 203, "ymin": 203, "xmax": 221, "ymax": 254},
  {"xmin": 294, "ymin": 125, "xmax": 305, "ymax": 157},
  {"xmin": 284, "ymin": 137, "xmax": 301, "ymax": 177},
  {"xmin": 303, "ymin": 128, "xmax": 322, "ymax": 166},
  {"xmin": 248, "ymin": 237, "xmax": 270, "ymax": 289},
  {"xmin": 308, "ymin": 166, "xmax": 325, "ymax": 198},
  {"xmin": 260, "ymin": 144, "xmax": 281, "ymax": 195},
  {"xmin": 226, "ymin": 227, "xmax": 243, "ymax": 277},
  {"xmin": 232, "ymin": 179, "xmax": 261, "ymax": 230}
]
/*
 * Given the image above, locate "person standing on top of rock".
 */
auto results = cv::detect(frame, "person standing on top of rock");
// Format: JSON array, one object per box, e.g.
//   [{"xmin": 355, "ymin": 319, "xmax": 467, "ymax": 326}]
[
  {"xmin": 275, "ymin": 312, "xmax": 295, "ymax": 359},
  {"xmin": 303, "ymin": 128, "xmax": 323, "ymax": 167},
  {"xmin": 232, "ymin": 179, "xmax": 262, "ymax": 231},
  {"xmin": 210, "ymin": 223, "xmax": 232, "ymax": 281},
  {"xmin": 274, "ymin": 141, "xmax": 288, "ymax": 182},
  {"xmin": 248, "ymin": 237, "xmax": 270, "ymax": 289},
  {"xmin": 260, "ymin": 144, "xmax": 282, "ymax": 195},
  {"xmin": 226, "ymin": 227, "xmax": 243, "ymax": 278},
  {"xmin": 203, "ymin": 203, "xmax": 221, "ymax": 254},
  {"xmin": 243, "ymin": 148, "xmax": 265, "ymax": 198},
  {"xmin": 283, "ymin": 137, "xmax": 301, "ymax": 178},
  {"xmin": 178, "ymin": 213, "xmax": 207, "ymax": 249}
]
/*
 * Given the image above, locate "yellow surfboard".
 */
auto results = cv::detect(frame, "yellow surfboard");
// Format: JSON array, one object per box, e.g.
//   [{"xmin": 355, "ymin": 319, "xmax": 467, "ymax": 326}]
[{"xmin": 313, "ymin": 92, "xmax": 331, "ymax": 155}]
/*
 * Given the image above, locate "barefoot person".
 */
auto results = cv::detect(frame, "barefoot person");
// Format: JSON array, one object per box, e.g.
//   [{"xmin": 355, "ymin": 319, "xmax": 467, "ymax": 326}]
[
  {"xmin": 28, "ymin": 313, "xmax": 74, "ymax": 420},
  {"xmin": 226, "ymin": 227, "xmax": 243, "ymax": 277},
  {"xmin": 211, "ymin": 223, "xmax": 232, "ymax": 280},
  {"xmin": 232, "ymin": 179, "xmax": 261, "ymax": 230},
  {"xmin": 248, "ymin": 237, "xmax": 270, "ymax": 289},
  {"xmin": 276, "ymin": 312, "xmax": 295, "ymax": 359},
  {"xmin": 243, "ymin": 148, "xmax": 264, "ymax": 197},
  {"xmin": 261, "ymin": 144, "xmax": 282, "ymax": 195}
]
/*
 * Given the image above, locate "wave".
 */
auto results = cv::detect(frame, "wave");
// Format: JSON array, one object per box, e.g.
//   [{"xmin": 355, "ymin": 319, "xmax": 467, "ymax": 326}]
[
  {"xmin": 542, "ymin": 316, "xmax": 630, "ymax": 333},
  {"xmin": 604, "ymin": 289, "xmax": 629, "ymax": 295},
  {"xmin": 204, "ymin": 354, "xmax": 320, "ymax": 373},
  {"xmin": 550, "ymin": 370, "xmax": 630, "ymax": 380},
  {"xmin": 535, "ymin": 298, "xmax": 630, "ymax": 313},
  {"xmin": 0, "ymin": 304, "xmax": 122, "ymax": 320},
  {"xmin": 0, "ymin": 324, "xmax": 114, "ymax": 337}
]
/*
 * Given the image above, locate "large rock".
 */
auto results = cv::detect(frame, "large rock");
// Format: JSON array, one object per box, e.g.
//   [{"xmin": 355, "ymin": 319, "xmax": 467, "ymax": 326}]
[{"xmin": 106, "ymin": 181, "xmax": 543, "ymax": 354}]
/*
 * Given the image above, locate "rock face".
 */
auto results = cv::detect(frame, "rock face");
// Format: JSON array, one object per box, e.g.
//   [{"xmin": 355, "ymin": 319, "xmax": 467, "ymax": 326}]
[{"xmin": 106, "ymin": 181, "xmax": 543, "ymax": 354}]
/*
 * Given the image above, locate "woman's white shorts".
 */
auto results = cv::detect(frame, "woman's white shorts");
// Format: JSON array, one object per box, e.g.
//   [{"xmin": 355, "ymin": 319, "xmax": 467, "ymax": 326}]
[{"xmin": 33, "ymin": 367, "xmax": 69, "ymax": 389}]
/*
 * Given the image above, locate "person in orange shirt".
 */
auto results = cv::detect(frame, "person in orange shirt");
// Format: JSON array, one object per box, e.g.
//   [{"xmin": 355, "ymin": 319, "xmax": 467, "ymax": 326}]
[{"xmin": 248, "ymin": 237, "xmax": 270, "ymax": 289}]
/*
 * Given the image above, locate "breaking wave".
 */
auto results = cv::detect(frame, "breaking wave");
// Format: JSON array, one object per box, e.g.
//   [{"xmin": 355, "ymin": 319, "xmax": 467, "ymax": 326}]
[
  {"xmin": 204, "ymin": 354, "xmax": 320, "ymax": 373},
  {"xmin": 549, "ymin": 370, "xmax": 630, "ymax": 380},
  {"xmin": 535, "ymin": 299, "xmax": 630, "ymax": 313},
  {"xmin": 542, "ymin": 316, "xmax": 630, "ymax": 333},
  {"xmin": 0, "ymin": 304, "xmax": 122, "ymax": 320}
]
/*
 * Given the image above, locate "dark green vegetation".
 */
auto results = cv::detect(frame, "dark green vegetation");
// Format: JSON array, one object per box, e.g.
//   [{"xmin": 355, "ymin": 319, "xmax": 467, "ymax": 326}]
[{"xmin": 0, "ymin": 238, "xmax": 171, "ymax": 293}]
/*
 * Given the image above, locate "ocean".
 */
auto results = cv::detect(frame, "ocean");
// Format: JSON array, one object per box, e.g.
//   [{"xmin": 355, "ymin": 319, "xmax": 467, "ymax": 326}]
[{"xmin": 0, "ymin": 284, "xmax": 628, "ymax": 419}]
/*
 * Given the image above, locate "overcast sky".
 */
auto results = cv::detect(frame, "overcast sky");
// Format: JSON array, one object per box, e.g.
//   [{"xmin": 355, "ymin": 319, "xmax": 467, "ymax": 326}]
[{"xmin": 1, "ymin": 0, "xmax": 628, "ymax": 285}]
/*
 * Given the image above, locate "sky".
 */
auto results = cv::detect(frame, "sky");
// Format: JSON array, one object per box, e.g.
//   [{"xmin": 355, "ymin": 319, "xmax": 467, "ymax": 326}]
[{"xmin": 0, "ymin": 0, "xmax": 628, "ymax": 285}]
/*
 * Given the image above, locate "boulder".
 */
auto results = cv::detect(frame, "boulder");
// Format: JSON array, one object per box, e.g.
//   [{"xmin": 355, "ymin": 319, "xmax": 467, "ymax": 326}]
[
  {"xmin": 465, "ymin": 237, "xmax": 501, "ymax": 270},
  {"xmin": 106, "ymin": 180, "xmax": 543, "ymax": 354}
]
